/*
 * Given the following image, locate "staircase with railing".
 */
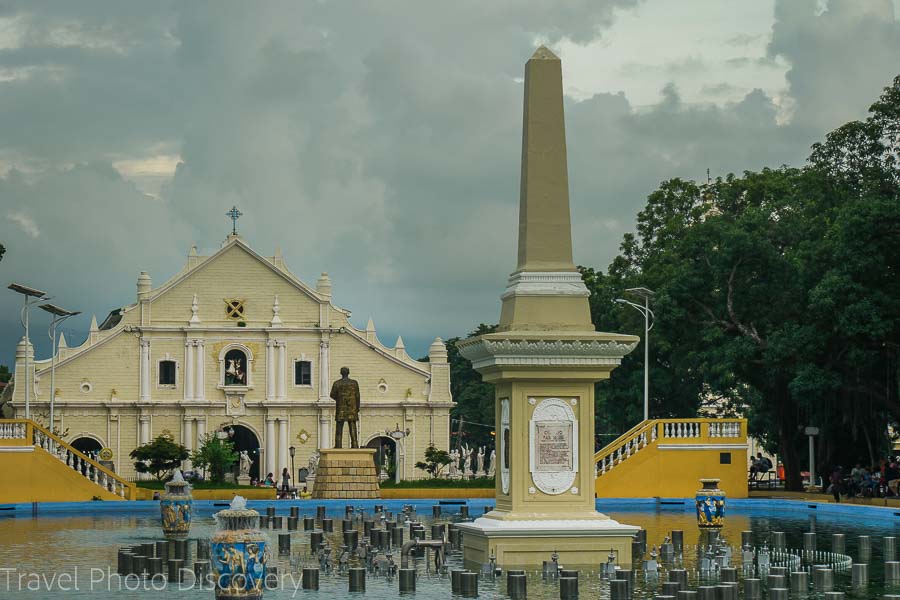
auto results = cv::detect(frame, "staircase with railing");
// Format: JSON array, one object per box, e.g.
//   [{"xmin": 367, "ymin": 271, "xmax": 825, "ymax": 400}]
[
  {"xmin": 0, "ymin": 419, "xmax": 135, "ymax": 501},
  {"xmin": 593, "ymin": 418, "xmax": 748, "ymax": 498}
]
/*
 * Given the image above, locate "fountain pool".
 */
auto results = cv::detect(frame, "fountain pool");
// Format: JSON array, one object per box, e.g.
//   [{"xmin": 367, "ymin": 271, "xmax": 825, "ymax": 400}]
[{"xmin": 0, "ymin": 499, "xmax": 897, "ymax": 599}]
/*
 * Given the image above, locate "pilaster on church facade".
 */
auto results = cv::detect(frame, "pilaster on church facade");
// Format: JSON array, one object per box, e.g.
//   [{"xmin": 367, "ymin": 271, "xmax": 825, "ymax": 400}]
[{"xmin": 10, "ymin": 234, "xmax": 453, "ymax": 483}]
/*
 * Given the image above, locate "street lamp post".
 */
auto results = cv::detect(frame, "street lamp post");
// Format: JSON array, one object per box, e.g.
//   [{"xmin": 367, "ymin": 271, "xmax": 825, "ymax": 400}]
[
  {"xmin": 387, "ymin": 423, "xmax": 410, "ymax": 484},
  {"xmin": 289, "ymin": 446, "xmax": 296, "ymax": 489},
  {"xmin": 804, "ymin": 426, "xmax": 819, "ymax": 489},
  {"xmin": 614, "ymin": 287, "xmax": 655, "ymax": 422},
  {"xmin": 39, "ymin": 303, "xmax": 80, "ymax": 432},
  {"xmin": 8, "ymin": 283, "xmax": 49, "ymax": 421}
]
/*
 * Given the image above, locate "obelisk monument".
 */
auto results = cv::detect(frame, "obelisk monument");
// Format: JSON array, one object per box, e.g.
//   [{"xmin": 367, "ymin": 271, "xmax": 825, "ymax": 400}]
[{"xmin": 456, "ymin": 46, "xmax": 639, "ymax": 567}]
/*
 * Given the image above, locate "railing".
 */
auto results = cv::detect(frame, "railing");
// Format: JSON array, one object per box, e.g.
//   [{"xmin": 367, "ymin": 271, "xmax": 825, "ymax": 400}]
[
  {"xmin": 0, "ymin": 419, "xmax": 136, "ymax": 500},
  {"xmin": 595, "ymin": 418, "xmax": 747, "ymax": 477}
]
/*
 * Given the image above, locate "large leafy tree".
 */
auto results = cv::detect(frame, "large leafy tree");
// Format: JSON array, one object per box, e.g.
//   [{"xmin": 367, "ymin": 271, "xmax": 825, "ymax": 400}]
[
  {"xmin": 590, "ymin": 75, "xmax": 899, "ymax": 490},
  {"xmin": 192, "ymin": 434, "xmax": 238, "ymax": 484},
  {"xmin": 130, "ymin": 434, "xmax": 189, "ymax": 482}
]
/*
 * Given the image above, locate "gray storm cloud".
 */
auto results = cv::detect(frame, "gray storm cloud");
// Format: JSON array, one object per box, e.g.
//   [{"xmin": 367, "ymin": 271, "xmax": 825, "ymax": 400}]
[{"xmin": 0, "ymin": 0, "xmax": 898, "ymax": 365}]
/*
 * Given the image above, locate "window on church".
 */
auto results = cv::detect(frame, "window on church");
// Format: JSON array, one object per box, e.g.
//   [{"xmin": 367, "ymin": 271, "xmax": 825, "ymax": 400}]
[
  {"xmin": 159, "ymin": 360, "xmax": 176, "ymax": 386},
  {"xmin": 294, "ymin": 360, "xmax": 312, "ymax": 386},
  {"xmin": 224, "ymin": 349, "xmax": 248, "ymax": 386}
]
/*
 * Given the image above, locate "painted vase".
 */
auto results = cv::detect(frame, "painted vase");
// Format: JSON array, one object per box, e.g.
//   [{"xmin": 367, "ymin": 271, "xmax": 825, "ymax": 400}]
[
  {"xmin": 695, "ymin": 478, "xmax": 726, "ymax": 529},
  {"xmin": 211, "ymin": 496, "xmax": 268, "ymax": 600},
  {"xmin": 160, "ymin": 470, "xmax": 193, "ymax": 538}
]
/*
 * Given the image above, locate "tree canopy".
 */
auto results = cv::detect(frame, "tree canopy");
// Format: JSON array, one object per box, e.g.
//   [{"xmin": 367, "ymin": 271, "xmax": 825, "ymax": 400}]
[
  {"xmin": 129, "ymin": 434, "xmax": 189, "ymax": 482},
  {"xmin": 585, "ymin": 75, "xmax": 899, "ymax": 489}
]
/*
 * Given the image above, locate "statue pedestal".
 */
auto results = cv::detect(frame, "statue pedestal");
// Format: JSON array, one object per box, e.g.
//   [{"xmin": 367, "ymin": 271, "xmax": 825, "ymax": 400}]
[
  {"xmin": 311, "ymin": 448, "xmax": 381, "ymax": 499},
  {"xmin": 237, "ymin": 475, "xmax": 251, "ymax": 486}
]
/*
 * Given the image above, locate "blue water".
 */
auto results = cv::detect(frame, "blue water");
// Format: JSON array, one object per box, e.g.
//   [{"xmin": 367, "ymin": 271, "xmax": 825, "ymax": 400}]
[{"xmin": 0, "ymin": 499, "xmax": 897, "ymax": 599}]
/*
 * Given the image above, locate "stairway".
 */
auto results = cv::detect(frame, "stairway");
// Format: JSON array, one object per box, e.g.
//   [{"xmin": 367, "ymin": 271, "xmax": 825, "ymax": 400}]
[
  {"xmin": 0, "ymin": 419, "xmax": 135, "ymax": 502},
  {"xmin": 593, "ymin": 418, "xmax": 748, "ymax": 498}
]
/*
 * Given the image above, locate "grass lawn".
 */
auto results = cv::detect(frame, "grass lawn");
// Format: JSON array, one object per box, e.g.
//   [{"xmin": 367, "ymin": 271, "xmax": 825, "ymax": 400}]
[
  {"xmin": 380, "ymin": 477, "xmax": 495, "ymax": 489},
  {"xmin": 136, "ymin": 481, "xmax": 265, "ymax": 490}
]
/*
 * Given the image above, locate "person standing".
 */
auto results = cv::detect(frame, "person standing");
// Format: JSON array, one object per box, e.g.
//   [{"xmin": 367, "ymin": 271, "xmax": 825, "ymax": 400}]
[{"xmin": 281, "ymin": 467, "xmax": 291, "ymax": 496}]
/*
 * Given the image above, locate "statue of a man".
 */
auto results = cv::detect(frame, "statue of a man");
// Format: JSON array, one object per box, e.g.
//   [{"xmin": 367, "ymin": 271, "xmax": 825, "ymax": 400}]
[{"xmin": 330, "ymin": 366, "xmax": 361, "ymax": 448}]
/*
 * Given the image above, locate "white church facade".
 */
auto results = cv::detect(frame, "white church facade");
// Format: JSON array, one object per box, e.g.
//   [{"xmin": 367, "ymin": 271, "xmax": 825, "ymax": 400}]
[{"xmin": 9, "ymin": 233, "xmax": 453, "ymax": 483}]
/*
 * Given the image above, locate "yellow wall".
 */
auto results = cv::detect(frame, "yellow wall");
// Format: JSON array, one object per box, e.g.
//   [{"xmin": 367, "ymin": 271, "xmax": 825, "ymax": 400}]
[
  {"xmin": 0, "ymin": 447, "xmax": 123, "ymax": 503},
  {"xmin": 595, "ymin": 444, "xmax": 748, "ymax": 498}
]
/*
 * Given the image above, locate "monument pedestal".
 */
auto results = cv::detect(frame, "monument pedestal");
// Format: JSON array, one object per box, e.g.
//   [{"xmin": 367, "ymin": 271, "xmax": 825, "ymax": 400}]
[
  {"xmin": 459, "ymin": 518, "xmax": 637, "ymax": 568},
  {"xmin": 237, "ymin": 475, "xmax": 251, "ymax": 486},
  {"xmin": 310, "ymin": 448, "xmax": 381, "ymax": 499}
]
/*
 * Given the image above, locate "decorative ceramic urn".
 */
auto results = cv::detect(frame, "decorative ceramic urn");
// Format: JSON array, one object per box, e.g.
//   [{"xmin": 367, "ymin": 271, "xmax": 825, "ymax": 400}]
[
  {"xmin": 160, "ymin": 469, "xmax": 193, "ymax": 538},
  {"xmin": 695, "ymin": 478, "xmax": 726, "ymax": 529},
  {"xmin": 211, "ymin": 495, "xmax": 268, "ymax": 600}
]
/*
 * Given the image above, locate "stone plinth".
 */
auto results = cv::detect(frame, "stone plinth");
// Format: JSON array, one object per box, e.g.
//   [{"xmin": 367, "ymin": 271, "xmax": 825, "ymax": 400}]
[{"xmin": 310, "ymin": 448, "xmax": 380, "ymax": 499}]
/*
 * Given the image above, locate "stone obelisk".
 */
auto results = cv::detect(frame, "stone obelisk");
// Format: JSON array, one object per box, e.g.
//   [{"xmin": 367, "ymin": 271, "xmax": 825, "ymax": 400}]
[{"xmin": 456, "ymin": 46, "xmax": 639, "ymax": 568}]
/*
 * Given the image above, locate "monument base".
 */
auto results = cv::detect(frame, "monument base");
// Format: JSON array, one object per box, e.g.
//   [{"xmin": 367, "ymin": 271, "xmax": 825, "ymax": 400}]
[
  {"xmin": 310, "ymin": 448, "xmax": 381, "ymax": 499},
  {"xmin": 458, "ymin": 516, "xmax": 638, "ymax": 568},
  {"xmin": 237, "ymin": 475, "xmax": 251, "ymax": 486}
]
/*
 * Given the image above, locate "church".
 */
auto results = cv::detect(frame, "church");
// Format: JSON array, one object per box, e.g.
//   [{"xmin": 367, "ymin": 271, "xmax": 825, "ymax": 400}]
[{"xmin": 8, "ymin": 230, "xmax": 453, "ymax": 484}]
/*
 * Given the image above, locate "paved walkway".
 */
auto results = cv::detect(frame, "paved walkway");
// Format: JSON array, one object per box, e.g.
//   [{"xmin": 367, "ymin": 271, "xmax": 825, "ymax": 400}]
[{"xmin": 749, "ymin": 489, "xmax": 900, "ymax": 507}]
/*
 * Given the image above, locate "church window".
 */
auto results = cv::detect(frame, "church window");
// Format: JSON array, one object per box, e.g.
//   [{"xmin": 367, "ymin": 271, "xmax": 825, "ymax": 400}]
[
  {"xmin": 224, "ymin": 349, "xmax": 248, "ymax": 386},
  {"xmin": 294, "ymin": 360, "xmax": 312, "ymax": 386},
  {"xmin": 159, "ymin": 360, "xmax": 176, "ymax": 386},
  {"xmin": 224, "ymin": 299, "xmax": 245, "ymax": 320}
]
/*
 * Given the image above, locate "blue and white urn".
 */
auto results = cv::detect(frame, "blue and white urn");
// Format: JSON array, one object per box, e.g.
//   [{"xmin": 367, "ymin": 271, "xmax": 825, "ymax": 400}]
[
  {"xmin": 695, "ymin": 478, "xmax": 726, "ymax": 529},
  {"xmin": 160, "ymin": 469, "xmax": 193, "ymax": 538},
  {"xmin": 211, "ymin": 495, "xmax": 268, "ymax": 600}
]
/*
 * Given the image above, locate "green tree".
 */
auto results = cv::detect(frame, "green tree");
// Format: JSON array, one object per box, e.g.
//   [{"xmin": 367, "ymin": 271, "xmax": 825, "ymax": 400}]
[
  {"xmin": 0, "ymin": 365, "xmax": 11, "ymax": 383},
  {"xmin": 130, "ymin": 434, "xmax": 189, "ymax": 482},
  {"xmin": 446, "ymin": 324, "xmax": 498, "ymax": 450},
  {"xmin": 192, "ymin": 433, "xmax": 238, "ymax": 484},
  {"xmin": 589, "ymin": 75, "xmax": 899, "ymax": 490},
  {"xmin": 415, "ymin": 444, "xmax": 452, "ymax": 478}
]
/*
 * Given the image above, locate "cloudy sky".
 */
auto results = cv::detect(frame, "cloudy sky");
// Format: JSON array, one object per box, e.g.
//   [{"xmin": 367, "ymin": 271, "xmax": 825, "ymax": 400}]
[{"xmin": 1, "ymin": 0, "xmax": 898, "ymax": 365}]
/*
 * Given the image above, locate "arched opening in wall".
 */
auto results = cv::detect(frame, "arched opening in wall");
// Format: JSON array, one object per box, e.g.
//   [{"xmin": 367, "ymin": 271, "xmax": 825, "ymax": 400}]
[
  {"xmin": 70, "ymin": 436, "xmax": 102, "ymax": 459},
  {"xmin": 228, "ymin": 425, "xmax": 261, "ymax": 482},
  {"xmin": 224, "ymin": 349, "xmax": 248, "ymax": 386},
  {"xmin": 366, "ymin": 436, "xmax": 396, "ymax": 479}
]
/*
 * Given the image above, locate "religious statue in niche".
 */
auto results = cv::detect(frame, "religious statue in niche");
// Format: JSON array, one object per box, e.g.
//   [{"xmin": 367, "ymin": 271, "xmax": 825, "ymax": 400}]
[
  {"xmin": 330, "ymin": 366, "xmax": 361, "ymax": 448},
  {"xmin": 224, "ymin": 349, "xmax": 247, "ymax": 386}
]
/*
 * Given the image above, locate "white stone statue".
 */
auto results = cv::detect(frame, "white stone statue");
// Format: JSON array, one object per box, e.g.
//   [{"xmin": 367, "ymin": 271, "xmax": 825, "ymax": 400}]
[
  {"xmin": 239, "ymin": 450, "xmax": 251, "ymax": 477},
  {"xmin": 448, "ymin": 449, "xmax": 460, "ymax": 479},
  {"xmin": 461, "ymin": 444, "xmax": 473, "ymax": 478},
  {"xmin": 476, "ymin": 446, "xmax": 486, "ymax": 477},
  {"xmin": 487, "ymin": 449, "xmax": 496, "ymax": 478},
  {"xmin": 308, "ymin": 450, "xmax": 320, "ymax": 477}
]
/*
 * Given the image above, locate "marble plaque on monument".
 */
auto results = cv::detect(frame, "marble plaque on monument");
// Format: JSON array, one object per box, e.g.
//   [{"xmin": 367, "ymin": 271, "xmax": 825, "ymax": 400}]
[{"xmin": 534, "ymin": 421, "xmax": 573, "ymax": 471}]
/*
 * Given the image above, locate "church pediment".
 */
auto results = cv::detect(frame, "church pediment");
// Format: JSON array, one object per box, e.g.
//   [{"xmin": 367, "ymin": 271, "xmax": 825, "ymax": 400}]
[{"xmin": 146, "ymin": 238, "xmax": 340, "ymax": 328}]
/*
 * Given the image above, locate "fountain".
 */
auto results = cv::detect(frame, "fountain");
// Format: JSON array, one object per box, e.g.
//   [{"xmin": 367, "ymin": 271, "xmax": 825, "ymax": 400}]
[
  {"xmin": 211, "ymin": 495, "xmax": 269, "ymax": 600},
  {"xmin": 160, "ymin": 469, "xmax": 193, "ymax": 538}
]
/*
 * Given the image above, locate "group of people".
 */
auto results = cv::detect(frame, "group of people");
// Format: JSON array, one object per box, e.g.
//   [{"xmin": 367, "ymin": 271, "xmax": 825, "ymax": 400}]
[
  {"xmin": 829, "ymin": 458, "xmax": 900, "ymax": 501},
  {"xmin": 250, "ymin": 467, "xmax": 311, "ymax": 499},
  {"xmin": 748, "ymin": 452, "xmax": 774, "ymax": 481}
]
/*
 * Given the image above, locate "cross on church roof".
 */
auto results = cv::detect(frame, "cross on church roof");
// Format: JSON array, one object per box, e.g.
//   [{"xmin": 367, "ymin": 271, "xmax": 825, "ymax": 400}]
[{"xmin": 226, "ymin": 206, "xmax": 243, "ymax": 235}]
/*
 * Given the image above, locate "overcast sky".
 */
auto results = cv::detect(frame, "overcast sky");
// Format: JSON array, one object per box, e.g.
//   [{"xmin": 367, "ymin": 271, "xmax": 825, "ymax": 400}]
[{"xmin": 1, "ymin": 0, "xmax": 898, "ymax": 366}]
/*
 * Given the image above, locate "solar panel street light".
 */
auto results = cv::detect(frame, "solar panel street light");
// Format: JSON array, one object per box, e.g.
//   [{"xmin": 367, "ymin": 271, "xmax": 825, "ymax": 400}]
[
  {"xmin": 8, "ymin": 282, "xmax": 51, "ymax": 420},
  {"xmin": 39, "ymin": 304, "xmax": 81, "ymax": 430}
]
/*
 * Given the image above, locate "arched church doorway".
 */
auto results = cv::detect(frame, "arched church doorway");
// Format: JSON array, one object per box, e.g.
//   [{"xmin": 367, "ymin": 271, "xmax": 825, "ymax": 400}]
[
  {"xmin": 228, "ymin": 425, "xmax": 261, "ymax": 482},
  {"xmin": 366, "ymin": 436, "xmax": 396, "ymax": 479},
  {"xmin": 70, "ymin": 436, "xmax": 102, "ymax": 459}
]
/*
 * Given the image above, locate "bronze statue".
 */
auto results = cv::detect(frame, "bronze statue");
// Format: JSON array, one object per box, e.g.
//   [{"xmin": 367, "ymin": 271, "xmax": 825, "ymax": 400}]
[{"xmin": 330, "ymin": 366, "xmax": 360, "ymax": 448}]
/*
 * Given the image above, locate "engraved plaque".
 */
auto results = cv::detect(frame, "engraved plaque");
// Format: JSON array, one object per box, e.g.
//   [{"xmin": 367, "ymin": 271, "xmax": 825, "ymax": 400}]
[
  {"xmin": 535, "ymin": 421, "xmax": 573, "ymax": 471},
  {"xmin": 529, "ymin": 397, "xmax": 579, "ymax": 495}
]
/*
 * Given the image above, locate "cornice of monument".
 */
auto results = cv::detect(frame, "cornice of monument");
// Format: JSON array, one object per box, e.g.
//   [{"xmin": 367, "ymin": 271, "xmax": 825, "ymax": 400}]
[{"xmin": 457, "ymin": 330, "xmax": 639, "ymax": 372}]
